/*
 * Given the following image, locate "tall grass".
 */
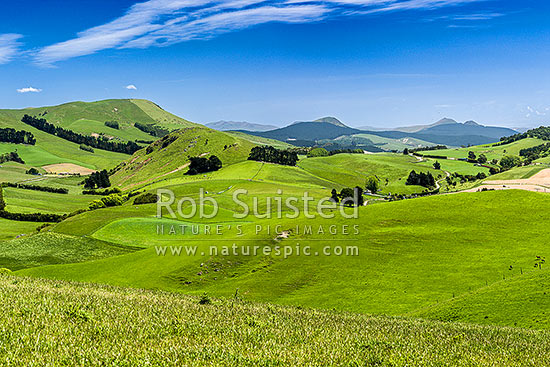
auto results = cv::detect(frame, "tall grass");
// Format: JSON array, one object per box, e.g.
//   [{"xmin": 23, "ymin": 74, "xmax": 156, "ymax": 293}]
[{"xmin": 0, "ymin": 275, "xmax": 548, "ymax": 366}]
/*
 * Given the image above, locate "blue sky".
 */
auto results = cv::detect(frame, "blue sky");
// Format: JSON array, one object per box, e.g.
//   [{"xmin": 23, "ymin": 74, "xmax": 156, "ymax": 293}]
[{"xmin": 0, "ymin": 0, "xmax": 549, "ymax": 128}]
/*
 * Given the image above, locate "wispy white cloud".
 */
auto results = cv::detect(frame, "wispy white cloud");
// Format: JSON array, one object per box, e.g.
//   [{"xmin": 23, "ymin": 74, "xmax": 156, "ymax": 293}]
[
  {"xmin": 126, "ymin": 84, "xmax": 138, "ymax": 90},
  {"xmin": 17, "ymin": 87, "xmax": 42, "ymax": 93},
  {"xmin": 34, "ymin": 0, "xmax": 485, "ymax": 65},
  {"xmin": 0, "ymin": 34, "xmax": 23, "ymax": 64}
]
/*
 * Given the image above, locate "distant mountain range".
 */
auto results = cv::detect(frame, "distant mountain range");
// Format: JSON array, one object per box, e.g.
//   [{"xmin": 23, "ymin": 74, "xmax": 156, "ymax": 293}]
[
  {"xmin": 238, "ymin": 117, "xmax": 519, "ymax": 149},
  {"xmin": 206, "ymin": 120, "xmax": 278, "ymax": 132}
]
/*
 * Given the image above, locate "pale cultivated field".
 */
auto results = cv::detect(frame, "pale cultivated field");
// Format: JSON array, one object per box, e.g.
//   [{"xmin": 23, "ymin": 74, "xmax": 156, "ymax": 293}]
[
  {"xmin": 465, "ymin": 169, "xmax": 550, "ymax": 193},
  {"xmin": 42, "ymin": 163, "xmax": 96, "ymax": 175}
]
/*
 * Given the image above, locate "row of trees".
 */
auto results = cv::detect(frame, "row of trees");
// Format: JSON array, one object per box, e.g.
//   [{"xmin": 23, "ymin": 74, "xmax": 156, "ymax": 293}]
[
  {"xmin": 404, "ymin": 145, "xmax": 447, "ymax": 154},
  {"xmin": 499, "ymin": 126, "xmax": 550, "ymax": 145},
  {"xmin": 186, "ymin": 156, "xmax": 223, "ymax": 175},
  {"xmin": 0, "ymin": 151, "xmax": 25, "ymax": 164},
  {"xmin": 134, "ymin": 122, "xmax": 170, "ymax": 138},
  {"xmin": 248, "ymin": 146, "xmax": 299, "ymax": 166},
  {"xmin": 0, "ymin": 127, "xmax": 36, "ymax": 145},
  {"xmin": 0, "ymin": 207, "xmax": 65, "ymax": 222},
  {"xmin": 1, "ymin": 182, "xmax": 68, "ymax": 194},
  {"xmin": 83, "ymin": 170, "xmax": 111, "ymax": 189},
  {"xmin": 21, "ymin": 115, "xmax": 140, "ymax": 154},
  {"xmin": 0, "ymin": 186, "xmax": 5, "ymax": 211},
  {"xmin": 519, "ymin": 143, "xmax": 550, "ymax": 163},
  {"xmin": 82, "ymin": 187, "xmax": 121, "ymax": 195}
]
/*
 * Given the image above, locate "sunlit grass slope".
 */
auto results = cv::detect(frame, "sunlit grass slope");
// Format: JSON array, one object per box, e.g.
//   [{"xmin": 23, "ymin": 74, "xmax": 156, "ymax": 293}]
[
  {"xmin": 17, "ymin": 190, "xmax": 550, "ymax": 329},
  {"xmin": 0, "ymin": 99, "xmax": 195, "ymax": 170},
  {"xmin": 0, "ymin": 275, "xmax": 548, "ymax": 366}
]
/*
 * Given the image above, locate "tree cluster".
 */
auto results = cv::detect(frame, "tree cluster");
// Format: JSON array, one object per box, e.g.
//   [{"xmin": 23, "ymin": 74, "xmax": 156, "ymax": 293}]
[
  {"xmin": 499, "ymin": 155, "xmax": 522, "ymax": 171},
  {"xmin": 0, "ymin": 127, "xmax": 36, "ymax": 145},
  {"xmin": 134, "ymin": 122, "xmax": 170, "ymax": 138},
  {"xmin": 248, "ymin": 146, "xmax": 298, "ymax": 166},
  {"xmin": 330, "ymin": 187, "xmax": 364, "ymax": 207},
  {"xmin": 406, "ymin": 170, "xmax": 436, "ymax": 188},
  {"xmin": 22, "ymin": 115, "xmax": 140, "ymax": 154},
  {"xmin": 104, "ymin": 121, "xmax": 119, "ymax": 129},
  {"xmin": 307, "ymin": 148, "xmax": 329, "ymax": 157},
  {"xmin": 133, "ymin": 192, "xmax": 158, "ymax": 205},
  {"xmin": 0, "ymin": 151, "xmax": 25, "ymax": 164},
  {"xmin": 446, "ymin": 172, "xmax": 487, "ymax": 186},
  {"xmin": 2, "ymin": 182, "xmax": 68, "ymax": 194},
  {"xmin": 186, "ymin": 155, "xmax": 223, "ymax": 175},
  {"xmin": 89, "ymin": 194, "xmax": 125, "ymax": 210},
  {"xmin": 83, "ymin": 170, "xmax": 111, "ymax": 189}
]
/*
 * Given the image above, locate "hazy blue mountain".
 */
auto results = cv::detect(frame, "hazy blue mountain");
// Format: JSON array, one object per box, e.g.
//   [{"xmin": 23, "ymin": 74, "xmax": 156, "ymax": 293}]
[
  {"xmin": 418, "ymin": 120, "xmax": 517, "ymax": 140},
  {"xmin": 206, "ymin": 120, "xmax": 278, "ymax": 132},
  {"xmin": 290, "ymin": 116, "xmax": 348, "ymax": 128},
  {"xmin": 240, "ymin": 117, "xmax": 519, "ymax": 149}
]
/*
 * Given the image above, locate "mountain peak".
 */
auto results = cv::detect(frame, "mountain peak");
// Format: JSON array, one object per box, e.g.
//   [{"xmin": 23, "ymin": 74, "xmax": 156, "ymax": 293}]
[
  {"xmin": 464, "ymin": 120, "xmax": 480, "ymax": 126},
  {"xmin": 433, "ymin": 118, "xmax": 458, "ymax": 126},
  {"xmin": 312, "ymin": 117, "xmax": 347, "ymax": 127}
]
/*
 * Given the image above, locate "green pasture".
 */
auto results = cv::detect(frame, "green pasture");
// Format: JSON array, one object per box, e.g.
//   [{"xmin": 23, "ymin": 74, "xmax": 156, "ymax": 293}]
[{"xmin": 1, "ymin": 276, "xmax": 548, "ymax": 366}]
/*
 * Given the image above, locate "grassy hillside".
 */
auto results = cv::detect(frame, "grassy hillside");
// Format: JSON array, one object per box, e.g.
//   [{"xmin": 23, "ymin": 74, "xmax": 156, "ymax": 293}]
[
  {"xmin": 0, "ymin": 275, "xmax": 548, "ymax": 366},
  {"xmin": 110, "ymin": 126, "xmax": 256, "ymax": 190},
  {"xmin": 433, "ymin": 138, "xmax": 545, "ymax": 161},
  {"xmin": 0, "ymin": 232, "xmax": 135, "ymax": 271},
  {"xmin": 0, "ymin": 99, "xmax": 195, "ymax": 171},
  {"xmin": 15, "ymin": 189, "xmax": 550, "ymax": 329},
  {"xmin": 226, "ymin": 131, "xmax": 295, "ymax": 150},
  {"xmin": 413, "ymin": 269, "xmax": 550, "ymax": 329},
  {"xmin": 297, "ymin": 153, "xmax": 442, "ymax": 194}
]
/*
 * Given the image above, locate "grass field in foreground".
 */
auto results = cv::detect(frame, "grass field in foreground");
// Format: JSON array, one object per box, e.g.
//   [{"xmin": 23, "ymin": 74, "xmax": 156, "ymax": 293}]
[{"xmin": 0, "ymin": 275, "xmax": 548, "ymax": 367}]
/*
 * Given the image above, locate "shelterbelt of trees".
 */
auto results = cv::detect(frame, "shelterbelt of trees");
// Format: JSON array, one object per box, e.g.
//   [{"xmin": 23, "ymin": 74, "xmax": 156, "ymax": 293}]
[
  {"xmin": 0, "ymin": 127, "xmax": 36, "ymax": 145},
  {"xmin": 21, "ymin": 115, "xmax": 140, "ymax": 154},
  {"xmin": 134, "ymin": 122, "xmax": 170, "ymax": 138},
  {"xmin": 1, "ymin": 182, "xmax": 68, "ymax": 194},
  {"xmin": 248, "ymin": 146, "xmax": 299, "ymax": 166}
]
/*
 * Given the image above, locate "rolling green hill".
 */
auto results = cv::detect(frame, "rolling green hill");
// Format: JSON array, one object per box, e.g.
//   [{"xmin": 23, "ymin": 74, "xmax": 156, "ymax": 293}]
[
  {"xmin": 0, "ymin": 99, "xmax": 195, "ymax": 171},
  {"xmin": 110, "ymin": 126, "xmax": 257, "ymax": 190},
  {"xmin": 15, "ymin": 184, "xmax": 550, "ymax": 330},
  {"xmin": 431, "ymin": 138, "xmax": 545, "ymax": 161},
  {"xmin": 1, "ymin": 98, "xmax": 550, "ymax": 359}
]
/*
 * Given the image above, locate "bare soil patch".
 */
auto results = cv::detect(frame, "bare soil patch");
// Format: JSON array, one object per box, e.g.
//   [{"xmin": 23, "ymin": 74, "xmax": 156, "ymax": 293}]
[{"xmin": 42, "ymin": 163, "xmax": 95, "ymax": 175}]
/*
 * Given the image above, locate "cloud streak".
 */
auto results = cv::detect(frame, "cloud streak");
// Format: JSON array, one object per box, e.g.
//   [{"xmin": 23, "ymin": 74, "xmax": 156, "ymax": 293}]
[
  {"xmin": 34, "ymin": 0, "xmax": 485, "ymax": 65},
  {"xmin": 0, "ymin": 34, "xmax": 22, "ymax": 64},
  {"xmin": 17, "ymin": 87, "xmax": 42, "ymax": 93}
]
